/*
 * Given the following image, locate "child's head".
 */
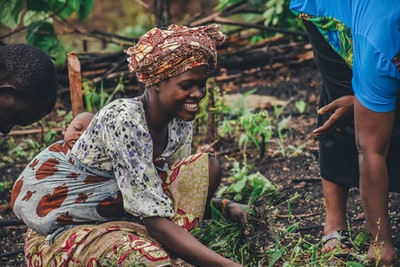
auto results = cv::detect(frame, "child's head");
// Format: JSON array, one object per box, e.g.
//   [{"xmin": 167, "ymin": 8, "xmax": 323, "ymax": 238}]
[
  {"xmin": 0, "ymin": 44, "xmax": 58, "ymax": 135},
  {"xmin": 62, "ymin": 112, "xmax": 94, "ymax": 149}
]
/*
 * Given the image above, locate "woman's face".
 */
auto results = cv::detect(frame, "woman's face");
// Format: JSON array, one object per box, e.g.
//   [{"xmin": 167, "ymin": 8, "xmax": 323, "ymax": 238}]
[{"xmin": 157, "ymin": 65, "xmax": 208, "ymax": 121}]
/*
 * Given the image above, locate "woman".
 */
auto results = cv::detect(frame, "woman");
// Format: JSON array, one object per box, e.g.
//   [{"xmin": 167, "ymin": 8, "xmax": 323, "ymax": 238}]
[{"xmin": 11, "ymin": 24, "xmax": 247, "ymax": 267}]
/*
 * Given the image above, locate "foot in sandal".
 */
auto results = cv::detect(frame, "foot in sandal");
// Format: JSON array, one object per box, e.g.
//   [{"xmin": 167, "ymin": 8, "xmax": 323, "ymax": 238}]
[{"xmin": 321, "ymin": 230, "xmax": 353, "ymax": 253}]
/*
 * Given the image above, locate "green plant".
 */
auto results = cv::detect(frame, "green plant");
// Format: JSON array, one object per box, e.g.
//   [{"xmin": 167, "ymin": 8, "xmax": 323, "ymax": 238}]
[
  {"xmin": 217, "ymin": 157, "xmax": 279, "ymax": 204},
  {"xmin": 0, "ymin": 181, "xmax": 11, "ymax": 193},
  {"xmin": 216, "ymin": 0, "xmax": 304, "ymax": 35},
  {"xmin": 263, "ymin": 0, "xmax": 299, "ymax": 32},
  {"xmin": 218, "ymin": 90, "xmax": 273, "ymax": 159},
  {"xmin": 272, "ymin": 100, "xmax": 307, "ymax": 158},
  {"xmin": 295, "ymin": 100, "xmax": 306, "ymax": 114},
  {"xmin": 196, "ymin": 191, "xmax": 279, "ymax": 266},
  {"xmin": 238, "ymin": 110, "xmax": 273, "ymax": 160},
  {"xmin": 82, "ymin": 75, "xmax": 125, "ymax": 112}
]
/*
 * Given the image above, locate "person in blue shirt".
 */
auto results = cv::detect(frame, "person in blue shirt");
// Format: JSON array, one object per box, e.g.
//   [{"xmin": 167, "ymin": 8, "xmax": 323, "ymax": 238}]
[{"xmin": 290, "ymin": 1, "xmax": 400, "ymax": 266}]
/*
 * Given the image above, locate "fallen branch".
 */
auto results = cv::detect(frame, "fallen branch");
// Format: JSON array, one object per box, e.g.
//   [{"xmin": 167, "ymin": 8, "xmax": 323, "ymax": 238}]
[
  {"xmin": 276, "ymin": 211, "xmax": 322, "ymax": 219},
  {"xmin": 0, "ymin": 219, "xmax": 25, "ymax": 227},
  {"xmin": 291, "ymin": 178, "xmax": 321, "ymax": 183},
  {"xmin": 6, "ymin": 127, "xmax": 64, "ymax": 137}
]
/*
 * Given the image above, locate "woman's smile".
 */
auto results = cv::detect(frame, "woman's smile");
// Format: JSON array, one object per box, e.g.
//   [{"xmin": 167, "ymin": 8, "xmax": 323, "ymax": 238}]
[{"xmin": 184, "ymin": 102, "xmax": 199, "ymax": 112}]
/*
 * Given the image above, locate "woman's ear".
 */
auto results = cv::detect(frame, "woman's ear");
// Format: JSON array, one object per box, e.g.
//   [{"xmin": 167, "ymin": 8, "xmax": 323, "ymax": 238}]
[
  {"xmin": 0, "ymin": 85, "xmax": 18, "ymax": 107},
  {"xmin": 0, "ymin": 84, "xmax": 17, "ymax": 95}
]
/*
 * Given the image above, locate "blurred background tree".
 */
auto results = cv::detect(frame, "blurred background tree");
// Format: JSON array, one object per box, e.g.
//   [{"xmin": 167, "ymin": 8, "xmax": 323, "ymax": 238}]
[{"xmin": 0, "ymin": 0, "xmax": 302, "ymax": 65}]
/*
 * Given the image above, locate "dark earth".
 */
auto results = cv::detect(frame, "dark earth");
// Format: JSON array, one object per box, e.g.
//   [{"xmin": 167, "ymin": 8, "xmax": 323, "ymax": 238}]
[{"xmin": 1, "ymin": 58, "xmax": 400, "ymax": 267}]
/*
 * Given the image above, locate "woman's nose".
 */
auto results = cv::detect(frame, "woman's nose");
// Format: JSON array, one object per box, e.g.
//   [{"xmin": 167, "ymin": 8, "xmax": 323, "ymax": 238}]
[{"xmin": 191, "ymin": 86, "xmax": 206, "ymax": 99}]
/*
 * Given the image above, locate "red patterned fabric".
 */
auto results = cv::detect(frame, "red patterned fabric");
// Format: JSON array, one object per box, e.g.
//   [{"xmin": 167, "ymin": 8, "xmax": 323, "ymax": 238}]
[{"xmin": 126, "ymin": 24, "xmax": 225, "ymax": 87}]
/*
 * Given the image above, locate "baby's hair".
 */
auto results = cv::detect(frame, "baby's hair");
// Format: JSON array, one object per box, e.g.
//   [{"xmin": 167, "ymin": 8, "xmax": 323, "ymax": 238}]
[{"xmin": 0, "ymin": 44, "xmax": 58, "ymax": 113}]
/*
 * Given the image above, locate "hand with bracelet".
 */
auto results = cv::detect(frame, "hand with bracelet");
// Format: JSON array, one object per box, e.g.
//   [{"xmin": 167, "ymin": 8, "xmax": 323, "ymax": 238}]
[{"xmin": 211, "ymin": 198, "xmax": 250, "ymax": 227}]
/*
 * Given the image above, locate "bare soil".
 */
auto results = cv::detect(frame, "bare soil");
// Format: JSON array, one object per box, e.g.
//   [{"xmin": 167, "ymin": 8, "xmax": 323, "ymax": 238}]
[{"xmin": 1, "ymin": 62, "xmax": 399, "ymax": 267}]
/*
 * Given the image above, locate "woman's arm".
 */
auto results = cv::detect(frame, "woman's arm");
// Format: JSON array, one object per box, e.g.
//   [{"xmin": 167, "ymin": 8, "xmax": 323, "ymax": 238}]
[{"xmin": 142, "ymin": 216, "xmax": 243, "ymax": 267}]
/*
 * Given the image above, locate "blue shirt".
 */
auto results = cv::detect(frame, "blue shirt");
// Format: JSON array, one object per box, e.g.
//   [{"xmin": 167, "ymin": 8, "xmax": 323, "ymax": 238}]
[{"xmin": 290, "ymin": 0, "xmax": 400, "ymax": 112}]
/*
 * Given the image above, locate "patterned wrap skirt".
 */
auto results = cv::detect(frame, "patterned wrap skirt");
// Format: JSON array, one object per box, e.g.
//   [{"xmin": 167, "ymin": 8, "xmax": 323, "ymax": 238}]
[{"xmin": 23, "ymin": 153, "xmax": 210, "ymax": 267}]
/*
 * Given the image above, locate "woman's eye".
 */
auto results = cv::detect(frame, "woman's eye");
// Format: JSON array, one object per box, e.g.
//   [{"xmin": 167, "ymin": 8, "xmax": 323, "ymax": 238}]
[
  {"xmin": 180, "ymin": 84, "xmax": 191, "ymax": 90},
  {"xmin": 180, "ymin": 83, "xmax": 206, "ymax": 91}
]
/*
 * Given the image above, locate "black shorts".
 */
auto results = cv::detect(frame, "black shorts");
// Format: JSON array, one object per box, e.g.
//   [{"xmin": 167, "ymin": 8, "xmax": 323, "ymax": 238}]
[{"xmin": 304, "ymin": 20, "xmax": 400, "ymax": 192}]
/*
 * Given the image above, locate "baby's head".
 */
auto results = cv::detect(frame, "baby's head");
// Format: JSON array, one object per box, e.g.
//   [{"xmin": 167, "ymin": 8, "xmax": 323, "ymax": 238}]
[{"xmin": 62, "ymin": 112, "xmax": 94, "ymax": 149}]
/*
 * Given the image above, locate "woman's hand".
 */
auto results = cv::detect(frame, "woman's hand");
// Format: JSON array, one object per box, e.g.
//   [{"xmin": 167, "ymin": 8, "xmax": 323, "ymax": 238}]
[
  {"xmin": 227, "ymin": 202, "xmax": 250, "ymax": 228},
  {"xmin": 313, "ymin": 95, "xmax": 354, "ymax": 136},
  {"xmin": 212, "ymin": 198, "xmax": 250, "ymax": 228}
]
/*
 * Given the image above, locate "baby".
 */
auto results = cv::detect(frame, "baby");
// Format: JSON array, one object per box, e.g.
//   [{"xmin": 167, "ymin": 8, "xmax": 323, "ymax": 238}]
[
  {"xmin": 62, "ymin": 112, "xmax": 94, "ymax": 149},
  {"xmin": 10, "ymin": 112, "xmax": 95, "ymax": 235}
]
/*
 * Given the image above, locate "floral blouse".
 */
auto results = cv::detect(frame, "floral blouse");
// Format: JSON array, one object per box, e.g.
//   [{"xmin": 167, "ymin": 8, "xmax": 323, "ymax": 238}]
[{"xmin": 71, "ymin": 97, "xmax": 193, "ymax": 218}]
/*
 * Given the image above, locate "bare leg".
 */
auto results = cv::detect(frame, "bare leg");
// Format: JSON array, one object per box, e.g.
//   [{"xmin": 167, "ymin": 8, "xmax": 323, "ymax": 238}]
[{"xmin": 322, "ymin": 178, "xmax": 349, "ymax": 250}]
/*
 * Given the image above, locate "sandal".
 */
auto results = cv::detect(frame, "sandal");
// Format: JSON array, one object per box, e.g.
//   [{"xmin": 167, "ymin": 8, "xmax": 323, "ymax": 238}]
[{"xmin": 321, "ymin": 230, "xmax": 353, "ymax": 254}]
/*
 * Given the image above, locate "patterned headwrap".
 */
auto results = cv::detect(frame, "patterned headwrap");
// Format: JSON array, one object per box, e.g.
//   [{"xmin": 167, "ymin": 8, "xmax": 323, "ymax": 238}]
[{"xmin": 126, "ymin": 24, "xmax": 225, "ymax": 87}]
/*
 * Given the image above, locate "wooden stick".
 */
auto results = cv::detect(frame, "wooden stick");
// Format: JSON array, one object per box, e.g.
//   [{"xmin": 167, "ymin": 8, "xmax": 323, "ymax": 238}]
[{"xmin": 67, "ymin": 52, "xmax": 84, "ymax": 116}]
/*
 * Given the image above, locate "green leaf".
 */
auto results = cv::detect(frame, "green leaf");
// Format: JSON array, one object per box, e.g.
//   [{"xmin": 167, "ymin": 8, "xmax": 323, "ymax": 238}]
[
  {"xmin": 26, "ymin": 21, "xmax": 67, "ymax": 64},
  {"xmin": 23, "ymin": 10, "xmax": 50, "ymax": 26},
  {"xmin": 263, "ymin": 8, "xmax": 275, "ymax": 26},
  {"xmin": 295, "ymin": 100, "xmax": 306, "ymax": 114},
  {"xmin": 26, "ymin": 0, "xmax": 51, "ymax": 12},
  {"xmin": 0, "ymin": 0, "xmax": 23, "ymax": 28},
  {"xmin": 215, "ymin": 0, "xmax": 242, "ymax": 11},
  {"xmin": 78, "ymin": 0, "xmax": 94, "ymax": 20},
  {"xmin": 238, "ymin": 133, "xmax": 248, "ymax": 149},
  {"xmin": 55, "ymin": 0, "xmax": 88, "ymax": 19},
  {"xmin": 276, "ymin": 4, "xmax": 283, "ymax": 14},
  {"xmin": 285, "ymin": 222, "xmax": 299, "ymax": 233},
  {"xmin": 54, "ymin": 1, "xmax": 76, "ymax": 19},
  {"xmin": 230, "ymin": 177, "xmax": 247, "ymax": 193},
  {"xmin": 268, "ymin": 249, "xmax": 283, "ymax": 267}
]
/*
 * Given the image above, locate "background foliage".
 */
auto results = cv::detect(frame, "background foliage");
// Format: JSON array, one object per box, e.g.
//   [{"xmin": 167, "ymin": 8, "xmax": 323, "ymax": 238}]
[{"xmin": 0, "ymin": 0, "xmax": 302, "ymax": 65}]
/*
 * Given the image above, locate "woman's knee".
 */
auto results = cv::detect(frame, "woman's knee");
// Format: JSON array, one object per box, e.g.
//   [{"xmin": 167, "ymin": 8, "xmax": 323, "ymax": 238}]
[{"xmin": 208, "ymin": 154, "xmax": 222, "ymax": 193}]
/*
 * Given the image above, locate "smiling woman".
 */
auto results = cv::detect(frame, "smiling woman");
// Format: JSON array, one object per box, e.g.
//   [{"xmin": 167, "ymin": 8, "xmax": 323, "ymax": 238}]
[
  {"xmin": 143, "ymin": 65, "xmax": 208, "ymax": 123},
  {"xmin": 11, "ymin": 24, "xmax": 249, "ymax": 267}
]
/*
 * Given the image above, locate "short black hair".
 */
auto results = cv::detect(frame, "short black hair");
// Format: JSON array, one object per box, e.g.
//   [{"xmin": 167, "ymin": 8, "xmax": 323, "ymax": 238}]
[{"xmin": 0, "ymin": 44, "xmax": 58, "ymax": 113}]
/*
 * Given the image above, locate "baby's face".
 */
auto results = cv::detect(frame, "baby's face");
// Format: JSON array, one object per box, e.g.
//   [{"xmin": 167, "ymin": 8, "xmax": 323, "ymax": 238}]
[{"xmin": 63, "ymin": 112, "xmax": 94, "ymax": 149}]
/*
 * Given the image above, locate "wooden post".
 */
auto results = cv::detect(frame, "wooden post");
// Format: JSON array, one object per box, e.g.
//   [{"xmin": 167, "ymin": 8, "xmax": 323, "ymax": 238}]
[{"xmin": 67, "ymin": 52, "xmax": 83, "ymax": 116}]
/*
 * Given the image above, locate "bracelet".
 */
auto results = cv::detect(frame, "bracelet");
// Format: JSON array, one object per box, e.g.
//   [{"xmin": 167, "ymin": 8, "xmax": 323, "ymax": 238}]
[{"xmin": 221, "ymin": 199, "xmax": 233, "ymax": 217}]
